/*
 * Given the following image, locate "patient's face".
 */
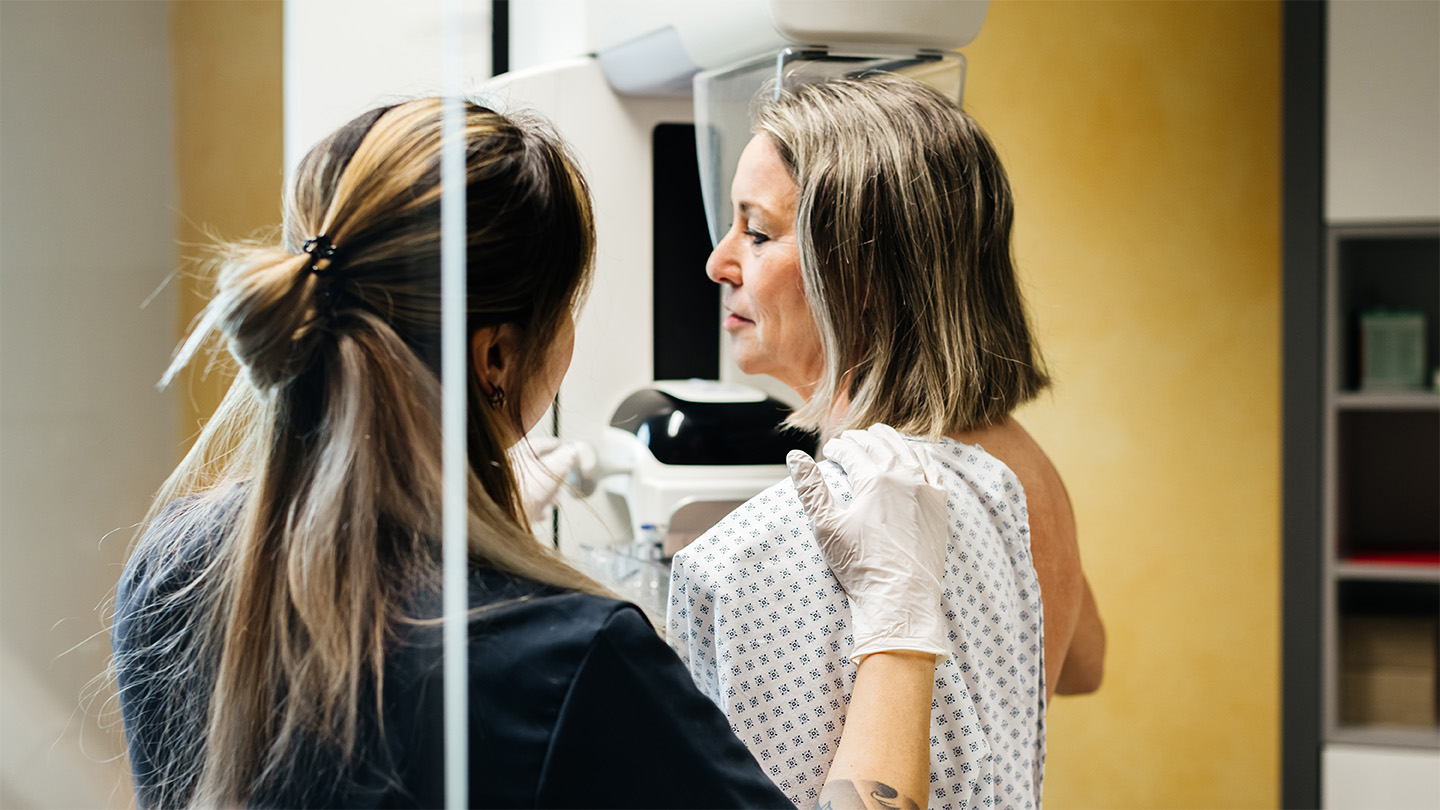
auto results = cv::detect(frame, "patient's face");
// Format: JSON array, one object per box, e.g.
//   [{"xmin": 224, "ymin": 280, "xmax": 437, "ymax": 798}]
[{"xmin": 705, "ymin": 135, "xmax": 823, "ymax": 398}]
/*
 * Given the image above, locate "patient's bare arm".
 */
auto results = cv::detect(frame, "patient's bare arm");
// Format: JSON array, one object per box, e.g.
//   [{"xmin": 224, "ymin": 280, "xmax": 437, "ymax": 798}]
[{"xmin": 1057, "ymin": 576, "xmax": 1105, "ymax": 694}]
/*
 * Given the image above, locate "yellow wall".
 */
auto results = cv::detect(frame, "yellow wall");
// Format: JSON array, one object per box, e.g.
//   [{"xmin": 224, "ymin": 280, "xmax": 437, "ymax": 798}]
[
  {"xmin": 171, "ymin": 1, "xmax": 284, "ymax": 447},
  {"xmin": 964, "ymin": 2, "xmax": 1283, "ymax": 807}
]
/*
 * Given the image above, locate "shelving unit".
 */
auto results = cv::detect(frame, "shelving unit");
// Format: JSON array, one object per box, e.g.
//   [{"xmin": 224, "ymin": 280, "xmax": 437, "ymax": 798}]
[
  {"xmin": 1321, "ymin": 224, "xmax": 1440, "ymax": 754},
  {"xmin": 1285, "ymin": 5, "xmax": 1440, "ymax": 805}
]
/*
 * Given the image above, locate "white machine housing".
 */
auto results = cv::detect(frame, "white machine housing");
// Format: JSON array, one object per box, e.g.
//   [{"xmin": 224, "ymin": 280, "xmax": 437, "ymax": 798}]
[
  {"xmin": 599, "ymin": 380, "xmax": 809, "ymax": 557},
  {"xmin": 591, "ymin": 0, "xmax": 987, "ymax": 94}
]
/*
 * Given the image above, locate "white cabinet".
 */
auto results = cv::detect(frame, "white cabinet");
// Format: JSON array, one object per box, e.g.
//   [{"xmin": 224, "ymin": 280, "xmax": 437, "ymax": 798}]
[
  {"xmin": 1326, "ymin": 0, "xmax": 1440, "ymax": 223},
  {"xmin": 1323, "ymin": 745, "xmax": 1440, "ymax": 810}
]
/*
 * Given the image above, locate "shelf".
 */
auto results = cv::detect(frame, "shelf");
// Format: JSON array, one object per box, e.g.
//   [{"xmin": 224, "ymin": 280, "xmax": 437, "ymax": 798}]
[
  {"xmin": 1327, "ymin": 725, "xmax": 1440, "ymax": 750},
  {"xmin": 1335, "ymin": 391, "xmax": 1440, "ymax": 411},
  {"xmin": 1331, "ymin": 230, "xmax": 1439, "ymax": 392},
  {"xmin": 1336, "ymin": 562, "xmax": 1440, "ymax": 583},
  {"xmin": 1334, "ymin": 410, "xmax": 1440, "ymax": 560},
  {"xmin": 1318, "ymin": 225, "xmax": 1440, "ymax": 780}
]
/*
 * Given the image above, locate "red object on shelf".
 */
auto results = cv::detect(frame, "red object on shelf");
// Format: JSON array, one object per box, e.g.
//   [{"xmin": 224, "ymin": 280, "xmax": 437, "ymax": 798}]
[{"xmin": 1345, "ymin": 551, "xmax": 1440, "ymax": 567}]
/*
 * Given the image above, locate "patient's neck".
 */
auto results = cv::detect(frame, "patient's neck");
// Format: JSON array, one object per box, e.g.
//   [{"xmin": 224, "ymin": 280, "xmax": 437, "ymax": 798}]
[{"xmin": 949, "ymin": 416, "xmax": 1017, "ymax": 448}]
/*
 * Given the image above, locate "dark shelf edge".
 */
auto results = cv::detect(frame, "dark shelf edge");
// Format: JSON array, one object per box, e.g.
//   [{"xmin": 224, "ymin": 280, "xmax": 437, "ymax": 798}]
[{"xmin": 1281, "ymin": 3, "xmax": 1327, "ymax": 808}]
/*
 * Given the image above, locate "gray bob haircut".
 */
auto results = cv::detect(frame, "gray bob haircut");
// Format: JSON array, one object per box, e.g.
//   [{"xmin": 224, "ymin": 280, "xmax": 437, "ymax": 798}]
[{"xmin": 755, "ymin": 73, "xmax": 1050, "ymax": 437}]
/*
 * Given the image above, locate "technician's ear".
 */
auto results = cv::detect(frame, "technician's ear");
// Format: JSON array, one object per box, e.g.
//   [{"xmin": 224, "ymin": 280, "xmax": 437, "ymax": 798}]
[{"xmin": 470, "ymin": 323, "xmax": 522, "ymax": 401}]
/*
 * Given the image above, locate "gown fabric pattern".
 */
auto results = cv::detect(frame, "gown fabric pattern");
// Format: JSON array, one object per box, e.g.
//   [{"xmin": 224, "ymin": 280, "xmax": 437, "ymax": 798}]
[{"xmin": 667, "ymin": 437, "xmax": 1047, "ymax": 810}]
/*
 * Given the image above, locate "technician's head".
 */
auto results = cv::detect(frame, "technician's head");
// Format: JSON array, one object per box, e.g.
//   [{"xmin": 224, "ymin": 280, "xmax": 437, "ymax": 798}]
[
  {"xmin": 182, "ymin": 98, "xmax": 593, "ymax": 518},
  {"xmin": 274, "ymin": 99, "xmax": 594, "ymax": 438},
  {"xmin": 707, "ymin": 73, "xmax": 1049, "ymax": 437}
]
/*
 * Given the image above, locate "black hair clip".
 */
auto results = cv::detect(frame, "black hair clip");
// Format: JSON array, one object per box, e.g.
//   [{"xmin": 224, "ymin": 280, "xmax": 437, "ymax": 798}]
[{"xmin": 302, "ymin": 235, "xmax": 341, "ymax": 276}]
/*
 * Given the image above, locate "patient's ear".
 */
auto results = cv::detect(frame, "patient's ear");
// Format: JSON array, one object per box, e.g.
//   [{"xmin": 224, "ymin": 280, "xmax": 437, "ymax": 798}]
[{"xmin": 470, "ymin": 323, "xmax": 522, "ymax": 398}]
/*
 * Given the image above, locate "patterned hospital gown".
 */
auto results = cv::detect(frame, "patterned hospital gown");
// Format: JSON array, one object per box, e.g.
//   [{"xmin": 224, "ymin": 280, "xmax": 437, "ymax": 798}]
[{"xmin": 667, "ymin": 437, "xmax": 1046, "ymax": 810}]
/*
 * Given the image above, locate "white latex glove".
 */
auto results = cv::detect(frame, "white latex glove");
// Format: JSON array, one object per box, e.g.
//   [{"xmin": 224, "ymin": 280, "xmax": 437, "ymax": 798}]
[
  {"xmin": 787, "ymin": 423, "xmax": 951, "ymax": 663},
  {"xmin": 510, "ymin": 436, "xmax": 583, "ymax": 525}
]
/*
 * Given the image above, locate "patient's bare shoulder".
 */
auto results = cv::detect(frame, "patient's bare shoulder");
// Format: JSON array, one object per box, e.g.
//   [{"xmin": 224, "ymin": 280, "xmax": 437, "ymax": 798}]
[{"xmin": 952, "ymin": 418, "xmax": 1074, "ymax": 539}]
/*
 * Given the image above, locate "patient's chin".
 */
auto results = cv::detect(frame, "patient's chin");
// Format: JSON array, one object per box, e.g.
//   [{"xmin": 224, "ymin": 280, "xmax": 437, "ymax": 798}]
[{"xmin": 729, "ymin": 343, "xmax": 768, "ymax": 378}]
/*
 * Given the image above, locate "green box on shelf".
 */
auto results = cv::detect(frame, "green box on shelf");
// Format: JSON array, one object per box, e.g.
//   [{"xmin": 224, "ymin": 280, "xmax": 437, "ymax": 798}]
[{"xmin": 1360, "ymin": 308, "xmax": 1428, "ymax": 391}]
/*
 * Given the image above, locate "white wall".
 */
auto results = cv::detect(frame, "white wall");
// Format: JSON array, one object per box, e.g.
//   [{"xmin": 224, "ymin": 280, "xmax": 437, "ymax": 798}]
[
  {"xmin": 509, "ymin": 0, "xmax": 590, "ymax": 73},
  {"xmin": 284, "ymin": 0, "xmax": 493, "ymax": 175},
  {"xmin": 1327, "ymin": 0, "xmax": 1440, "ymax": 222},
  {"xmin": 509, "ymin": 0, "xmax": 782, "ymax": 78},
  {"xmin": 0, "ymin": 1, "xmax": 178, "ymax": 806}
]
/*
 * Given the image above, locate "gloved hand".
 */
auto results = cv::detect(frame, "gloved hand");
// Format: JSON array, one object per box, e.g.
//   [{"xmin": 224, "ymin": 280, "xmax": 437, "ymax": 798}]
[
  {"xmin": 786, "ymin": 424, "xmax": 951, "ymax": 663},
  {"xmin": 510, "ymin": 436, "xmax": 586, "ymax": 525}
]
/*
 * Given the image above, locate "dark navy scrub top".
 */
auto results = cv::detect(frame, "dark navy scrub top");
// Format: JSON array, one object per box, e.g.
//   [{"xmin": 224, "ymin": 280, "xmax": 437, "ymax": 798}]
[{"xmin": 113, "ymin": 511, "xmax": 795, "ymax": 809}]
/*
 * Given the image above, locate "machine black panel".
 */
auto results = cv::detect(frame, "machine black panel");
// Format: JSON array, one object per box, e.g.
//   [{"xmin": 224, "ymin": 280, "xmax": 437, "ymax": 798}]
[
  {"xmin": 610, "ymin": 389, "xmax": 818, "ymax": 466},
  {"xmin": 652, "ymin": 123, "xmax": 720, "ymax": 381}
]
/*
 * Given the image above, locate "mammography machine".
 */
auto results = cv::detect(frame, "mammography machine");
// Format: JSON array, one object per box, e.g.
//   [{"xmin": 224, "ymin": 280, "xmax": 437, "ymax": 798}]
[{"xmin": 487, "ymin": 0, "xmax": 991, "ymax": 580}]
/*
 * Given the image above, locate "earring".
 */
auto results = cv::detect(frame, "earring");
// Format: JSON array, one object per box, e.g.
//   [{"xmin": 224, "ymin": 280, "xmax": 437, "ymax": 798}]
[{"xmin": 486, "ymin": 385, "xmax": 506, "ymax": 409}]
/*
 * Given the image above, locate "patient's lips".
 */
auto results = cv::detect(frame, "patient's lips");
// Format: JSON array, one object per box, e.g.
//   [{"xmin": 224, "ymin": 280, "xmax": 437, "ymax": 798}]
[{"xmin": 722, "ymin": 298, "xmax": 753, "ymax": 329}]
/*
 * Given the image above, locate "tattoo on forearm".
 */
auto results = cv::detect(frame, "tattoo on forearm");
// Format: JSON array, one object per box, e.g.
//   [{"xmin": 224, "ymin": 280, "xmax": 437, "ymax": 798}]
[
  {"xmin": 868, "ymin": 781, "xmax": 910, "ymax": 809},
  {"xmin": 817, "ymin": 779, "xmax": 920, "ymax": 810}
]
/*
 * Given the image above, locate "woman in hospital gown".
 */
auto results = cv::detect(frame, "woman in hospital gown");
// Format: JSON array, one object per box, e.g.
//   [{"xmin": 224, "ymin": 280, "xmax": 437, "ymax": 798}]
[{"xmin": 667, "ymin": 73, "xmax": 1107, "ymax": 810}]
